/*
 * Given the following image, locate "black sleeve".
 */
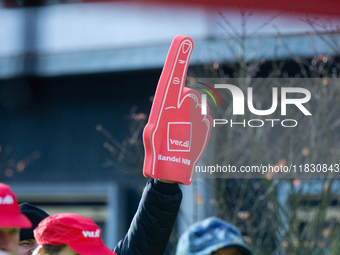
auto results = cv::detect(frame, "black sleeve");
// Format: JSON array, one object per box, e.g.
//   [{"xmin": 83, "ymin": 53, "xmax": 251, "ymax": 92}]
[{"xmin": 113, "ymin": 179, "xmax": 182, "ymax": 255}]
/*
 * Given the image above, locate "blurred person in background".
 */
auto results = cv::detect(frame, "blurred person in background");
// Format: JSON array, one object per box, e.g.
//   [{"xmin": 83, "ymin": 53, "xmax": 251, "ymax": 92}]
[
  {"xmin": 176, "ymin": 217, "xmax": 252, "ymax": 255},
  {"xmin": 0, "ymin": 183, "xmax": 32, "ymax": 255},
  {"xmin": 18, "ymin": 203, "xmax": 49, "ymax": 255}
]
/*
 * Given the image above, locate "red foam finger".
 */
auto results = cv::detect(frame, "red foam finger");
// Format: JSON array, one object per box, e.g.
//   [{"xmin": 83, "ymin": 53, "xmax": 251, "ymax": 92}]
[
  {"xmin": 143, "ymin": 35, "xmax": 193, "ymax": 156},
  {"xmin": 155, "ymin": 35, "xmax": 193, "ymax": 111},
  {"xmin": 143, "ymin": 35, "xmax": 212, "ymax": 185}
]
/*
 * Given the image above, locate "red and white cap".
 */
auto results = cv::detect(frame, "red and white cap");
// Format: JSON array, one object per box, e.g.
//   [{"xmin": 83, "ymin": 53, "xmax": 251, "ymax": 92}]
[
  {"xmin": 34, "ymin": 213, "xmax": 116, "ymax": 255},
  {"xmin": 0, "ymin": 183, "xmax": 32, "ymax": 229}
]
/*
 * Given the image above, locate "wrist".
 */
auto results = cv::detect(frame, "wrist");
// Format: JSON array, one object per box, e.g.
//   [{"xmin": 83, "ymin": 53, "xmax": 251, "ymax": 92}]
[
  {"xmin": 152, "ymin": 179, "xmax": 179, "ymax": 195},
  {"xmin": 157, "ymin": 179, "xmax": 177, "ymax": 184}
]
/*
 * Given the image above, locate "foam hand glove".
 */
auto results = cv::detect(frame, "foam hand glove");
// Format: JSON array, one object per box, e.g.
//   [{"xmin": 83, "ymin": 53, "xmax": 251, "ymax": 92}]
[{"xmin": 143, "ymin": 35, "xmax": 212, "ymax": 185}]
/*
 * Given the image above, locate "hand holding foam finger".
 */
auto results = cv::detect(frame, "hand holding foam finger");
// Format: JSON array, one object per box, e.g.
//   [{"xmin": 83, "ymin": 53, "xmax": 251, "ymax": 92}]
[{"xmin": 143, "ymin": 35, "xmax": 212, "ymax": 185}]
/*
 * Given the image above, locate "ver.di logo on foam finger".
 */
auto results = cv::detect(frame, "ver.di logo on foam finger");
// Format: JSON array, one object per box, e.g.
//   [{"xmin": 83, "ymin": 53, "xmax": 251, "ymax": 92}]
[
  {"xmin": 167, "ymin": 122, "xmax": 191, "ymax": 152},
  {"xmin": 143, "ymin": 35, "xmax": 212, "ymax": 185}
]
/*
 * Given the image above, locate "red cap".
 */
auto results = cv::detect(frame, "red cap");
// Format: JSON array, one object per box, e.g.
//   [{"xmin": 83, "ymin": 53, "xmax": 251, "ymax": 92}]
[
  {"xmin": 34, "ymin": 213, "xmax": 116, "ymax": 255},
  {"xmin": 0, "ymin": 183, "xmax": 32, "ymax": 229}
]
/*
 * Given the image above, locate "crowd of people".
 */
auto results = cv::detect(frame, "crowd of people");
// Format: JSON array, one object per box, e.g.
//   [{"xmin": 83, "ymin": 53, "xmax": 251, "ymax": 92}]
[{"xmin": 0, "ymin": 180, "xmax": 251, "ymax": 255}]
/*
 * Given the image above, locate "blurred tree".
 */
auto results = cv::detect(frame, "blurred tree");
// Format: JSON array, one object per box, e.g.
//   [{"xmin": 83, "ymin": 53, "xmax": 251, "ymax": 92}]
[
  {"xmin": 187, "ymin": 11, "xmax": 340, "ymax": 255},
  {"xmin": 96, "ymin": 105, "xmax": 147, "ymax": 181}
]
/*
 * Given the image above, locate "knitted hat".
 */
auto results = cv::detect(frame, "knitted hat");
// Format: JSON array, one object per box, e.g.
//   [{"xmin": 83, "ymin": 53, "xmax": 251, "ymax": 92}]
[
  {"xmin": 176, "ymin": 217, "xmax": 252, "ymax": 255},
  {"xmin": 20, "ymin": 202, "xmax": 49, "ymax": 240}
]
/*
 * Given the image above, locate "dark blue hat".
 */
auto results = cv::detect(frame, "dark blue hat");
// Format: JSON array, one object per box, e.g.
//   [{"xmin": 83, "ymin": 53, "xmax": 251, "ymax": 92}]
[
  {"xmin": 176, "ymin": 217, "xmax": 252, "ymax": 255},
  {"xmin": 19, "ymin": 202, "xmax": 49, "ymax": 241}
]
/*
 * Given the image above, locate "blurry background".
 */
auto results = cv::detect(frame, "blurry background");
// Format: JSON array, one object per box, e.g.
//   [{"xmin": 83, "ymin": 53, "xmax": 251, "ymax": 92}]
[{"xmin": 0, "ymin": 0, "xmax": 339, "ymax": 254}]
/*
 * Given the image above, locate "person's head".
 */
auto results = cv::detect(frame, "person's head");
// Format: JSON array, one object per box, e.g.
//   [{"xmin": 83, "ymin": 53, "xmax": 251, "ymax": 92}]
[
  {"xmin": 33, "ymin": 213, "xmax": 116, "ymax": 255},
  {"xmin": 19, "ymin": 203, "xmax": 49, "ymax": 255},
  {"xmin": 0, "ymin": 183, "xmax": 32, "ymax": 255},
  {"xmin": 176, "ymin": 217, "xmax": 252, "ymax": 255}
]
